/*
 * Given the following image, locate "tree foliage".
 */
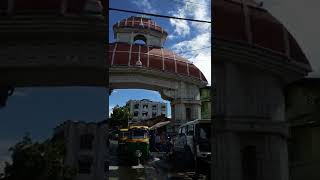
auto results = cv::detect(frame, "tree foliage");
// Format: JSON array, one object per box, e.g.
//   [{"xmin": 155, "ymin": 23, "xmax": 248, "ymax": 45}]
[
  {"xmin": 0, "ymin": 134, "xmax": 76, "ymax": 180},
  {"xmin": 109, "ymin": 105, "xmax": 132, "ymax": 129}
]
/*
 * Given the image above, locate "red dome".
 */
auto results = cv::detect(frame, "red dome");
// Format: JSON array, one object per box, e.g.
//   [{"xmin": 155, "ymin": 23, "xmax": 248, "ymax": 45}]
[
  {"xmin": 214, "ymin": 0, "xmax": 310, "ymax": 66},
  {"xmin": 0, "ymin": 0, "xmax": 106, "ymax": 14},
  {"xmin": 108, "ymin": 42, "xmax": 207, "ymax": 83},
  {"xmin": 113, "ymin": 16, "xmax": 168, "ymax": 35}
]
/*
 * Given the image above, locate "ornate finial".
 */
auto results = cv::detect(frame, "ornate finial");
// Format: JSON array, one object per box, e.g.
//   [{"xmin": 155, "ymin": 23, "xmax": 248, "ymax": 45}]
[{"xmin": 139, "ymin": 18, "xmax": 144, "ymax": 27}]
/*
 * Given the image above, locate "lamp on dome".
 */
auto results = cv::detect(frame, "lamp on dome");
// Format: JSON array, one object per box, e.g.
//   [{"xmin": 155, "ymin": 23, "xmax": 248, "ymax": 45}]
[{"xmin": 136, "ymin": 56, "xmax": 142, "ymax": 67}]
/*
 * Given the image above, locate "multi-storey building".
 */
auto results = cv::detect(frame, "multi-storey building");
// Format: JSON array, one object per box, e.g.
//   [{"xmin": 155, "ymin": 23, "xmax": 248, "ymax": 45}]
[
  {"xmin": 126, "ymin": 99, "xmax": 167, "ymax": 123},
  {"xmin": 53, "ymin": 120, "xmax": 108, "ymax": 180}
]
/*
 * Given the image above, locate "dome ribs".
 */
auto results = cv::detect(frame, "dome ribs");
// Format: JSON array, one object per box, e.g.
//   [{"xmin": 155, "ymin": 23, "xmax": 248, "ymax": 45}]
[
  {"xmin": 189, "ymin": 64, "xmax": 201, "ymax": 79},
  {"xmin": 214, "ymin": 0, "xmax": 309, "ymax": 65},
  {"xmin": 250, "ymin": 7, "xmax": 285, "ymax": 53},
  {"xmin": 161, "ymin": 48, "xmax": 165, "ymax": 71},
  {"xmin": 173, "ymin": 54, "xmax": 177, "ymax": 73},
  {"xmin": 109, "ymin": 43, "xmax": 206, "ymax": 82},
  {"xmin": 128, "ymin": 44, "xmax": 133, "ymax": 66},
  {"xmin": 213, "ymin": 1, "xmax": 247, "ymax": 42},
  {"xmin": 176, "ymin": 61, "xmax": 188, "ymax": 75}
]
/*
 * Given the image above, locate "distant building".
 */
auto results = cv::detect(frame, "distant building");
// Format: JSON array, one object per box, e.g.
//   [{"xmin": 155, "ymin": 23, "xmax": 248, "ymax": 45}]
[
  {"xmin": 200, "ymin": 86, "xmax": 212, "ymax": 119},
  {"xmin": 286, "ymin": 78, "xmax": 320, "ymax": 180},
  {"xmin": 126, "ymin": 99, "xmax": 167, "ymax": 123},
  {"xmin": 53, "ymin": 120, "xmax": 108, "ymax": 180}
]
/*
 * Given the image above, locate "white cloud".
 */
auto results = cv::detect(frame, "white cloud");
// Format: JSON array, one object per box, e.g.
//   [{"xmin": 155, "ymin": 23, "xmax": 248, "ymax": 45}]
[
  {"xmin": 171, "ymin": 32, "xmax": 211, "ymax": 85},
  {"xmin": 168, "ymin": 0, "xmax": 211, "ymax": 85},
  {"xmin": 169, "ymin": 10, "xmax": 190, "ymax": 37},
  {"xmin": 169, "ymin": 0, "xmax": 211, "ymax": 37},
  {"xmin": 132, "ymin": 0, "xmax": 157, "ymax": 14}
]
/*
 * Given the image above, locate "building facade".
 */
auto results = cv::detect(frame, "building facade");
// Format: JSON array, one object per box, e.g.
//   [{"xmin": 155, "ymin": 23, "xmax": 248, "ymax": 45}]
[
  {"xmin": 126, "ymin": 99, "xmax": 167, "ymax": 123},
  {"xmin": 53, "ymin": 120, "xmax": 108, "ymax": 180},
  {"xmin": 200, "ymin": 86, "xmax": 212, "ymax": 120},
  {"xmin": 286, "ymin": 78, "xmax": 320, "ymax": 180},
  {"xmin": 212, "ymin": 0, "xmax": 311, "ymax": 179}
]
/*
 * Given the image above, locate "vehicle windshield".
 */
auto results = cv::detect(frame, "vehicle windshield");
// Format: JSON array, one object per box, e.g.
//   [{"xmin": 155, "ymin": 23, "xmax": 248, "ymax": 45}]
[
  {"xmin": 129, "ymin": 128, "xmax": 148, "ymax": 139},
  {"xmin": 196, "ymin": 123, "xmax": 211, "ymax": 151}
]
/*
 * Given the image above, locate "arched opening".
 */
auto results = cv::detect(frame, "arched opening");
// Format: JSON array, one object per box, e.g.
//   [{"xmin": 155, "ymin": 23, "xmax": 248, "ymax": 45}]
[
  {"xmin": 133, "ymin": 34, "xmax": 147, "ymax": 45},
  {"xmin": 109, "ymin": 89, "xmax": 171, "ymax": 127}
]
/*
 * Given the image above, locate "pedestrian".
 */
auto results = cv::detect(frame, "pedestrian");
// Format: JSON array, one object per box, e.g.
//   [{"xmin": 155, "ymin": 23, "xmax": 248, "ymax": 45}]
[{"xmin": 155, "ymin": 133, "xmax": 161, "ymax": 151}]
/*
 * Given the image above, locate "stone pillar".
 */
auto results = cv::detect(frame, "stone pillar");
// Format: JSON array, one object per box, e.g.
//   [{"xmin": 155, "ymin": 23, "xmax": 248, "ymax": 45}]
[
  {"xmin": 213, "ymin": 62, "xmax": 289, "ymax": 180},
  {"xmin": 172, "ymin": 101, "xmax": 186, "ymax": 130},
  {"xmin": 161, "ymin": 82, "xmax": 202, "ymax": 131}
]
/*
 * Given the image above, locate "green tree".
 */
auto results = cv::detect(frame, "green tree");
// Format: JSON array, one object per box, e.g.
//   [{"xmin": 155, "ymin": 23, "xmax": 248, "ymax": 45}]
[
  {"xmin": 0, "ymin": 134, "xmax": 76, "ymax": 180},
  {"xmin": 109, "ymin": 105, "xmax": 132, "ymax": 129}
]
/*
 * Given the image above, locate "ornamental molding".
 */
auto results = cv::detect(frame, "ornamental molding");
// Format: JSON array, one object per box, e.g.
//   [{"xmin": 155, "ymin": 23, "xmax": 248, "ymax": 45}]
[{"xmin": 214, "ymin": 38, "xmax": 311, "ymax": 83}]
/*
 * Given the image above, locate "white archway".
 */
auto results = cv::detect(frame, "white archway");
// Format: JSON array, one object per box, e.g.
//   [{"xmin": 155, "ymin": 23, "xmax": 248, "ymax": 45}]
[{"xmin": 109, "ymin": 66, "xmax": 206, "ymax": 131}]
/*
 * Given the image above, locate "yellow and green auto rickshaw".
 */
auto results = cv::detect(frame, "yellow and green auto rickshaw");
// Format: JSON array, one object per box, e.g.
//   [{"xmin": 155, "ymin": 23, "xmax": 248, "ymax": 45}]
[
  {"xmin": 126, "ymin": 125, "xmax": 150, "ymax": 163},
  {"xmin": 117, "ymin": 128, "xmax": 129, "ymax": 155}
]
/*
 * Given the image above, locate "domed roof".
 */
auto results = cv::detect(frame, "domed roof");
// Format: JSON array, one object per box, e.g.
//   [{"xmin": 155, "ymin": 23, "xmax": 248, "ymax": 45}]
[
  {"xmin": 108, "ymin": 42, "xmax": 207, "ymax": 83},
  {"xmin": 113, "ymin": 16, "xmax": 168, "ymax": 35},
  {"xmin": 0, "ymin": 0, "xmax": 106, "ymax": 15},
  {"xmin": 214, "ymin": 0, "xmax": 310, "ymax": 66}
]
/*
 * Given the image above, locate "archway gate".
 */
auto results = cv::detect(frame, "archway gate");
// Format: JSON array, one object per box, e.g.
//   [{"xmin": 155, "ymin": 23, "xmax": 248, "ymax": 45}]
[{"xmin": 109, "ymin": 16, "xmax": 208, "ymax": 131}]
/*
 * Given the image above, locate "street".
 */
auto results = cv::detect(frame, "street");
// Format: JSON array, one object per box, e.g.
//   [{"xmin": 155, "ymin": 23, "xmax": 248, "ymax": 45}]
[{"xmin": 108, "ymin": 140, "xmax": 209, "ymax": 180}]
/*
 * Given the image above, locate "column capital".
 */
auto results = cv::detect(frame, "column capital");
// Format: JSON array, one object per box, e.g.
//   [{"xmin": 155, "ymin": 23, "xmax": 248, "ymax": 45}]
[
  {"xmin": 213, "ymin": 115, "xmax": 289, "ymax": 138},
  {"xmin": 171, "ymin": 98, "xmax": 201, "ymax": 105}
]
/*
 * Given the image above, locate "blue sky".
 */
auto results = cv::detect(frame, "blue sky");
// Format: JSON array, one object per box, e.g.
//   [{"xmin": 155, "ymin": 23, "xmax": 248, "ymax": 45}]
[
  {"xmin": 109, "ymin": 0, "xmax": 211, "ymax": 116},
  {"xmin": 0, "ymin": 87, "xmax": 107, "ymax": 170}
]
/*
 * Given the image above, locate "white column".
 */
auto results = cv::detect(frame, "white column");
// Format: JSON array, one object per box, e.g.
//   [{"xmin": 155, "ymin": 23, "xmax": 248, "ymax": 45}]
[{"xmin": 213, "ymin": 62, "xmax": 289, "ymax": 180}]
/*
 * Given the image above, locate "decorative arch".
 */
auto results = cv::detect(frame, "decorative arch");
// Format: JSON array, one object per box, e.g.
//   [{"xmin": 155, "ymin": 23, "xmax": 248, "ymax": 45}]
[{"xmin": 133, "ymin": 34, "xmax": 147, "ymax": 45}]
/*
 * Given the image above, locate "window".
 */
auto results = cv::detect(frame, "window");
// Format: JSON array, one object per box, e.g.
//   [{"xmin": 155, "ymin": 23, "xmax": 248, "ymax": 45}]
[
  {"xmin": 80, "ymin": 134, "xmax": 94, "ymax": 150},
  {"xmin": 143, "ymin": 104, "xmax": 148, "ymax": 109},
  {"xmin": 152, "ymin": 105, "xmax": 157, "ymax": 110},
  {"xmin": 186, "ymin": 108, "xmax": 191, "ymax": 121},
  {"xmin": 152, "ymin": 112, "xmax": 156, "ymax": 117},
  {"xmin": 78, "ymin": 156, "xmax": 92, "ymax": 174},
  {"xmin": 142, "ymin": 112, "xmax": 148, "ymax": 117},
  {"xmin": 133, "ymin": 111, "xmax": 139, "ymax": 117},
  {"xmin": 134, "ymin": 104, "xmax": 139, "ymax": 109}
]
